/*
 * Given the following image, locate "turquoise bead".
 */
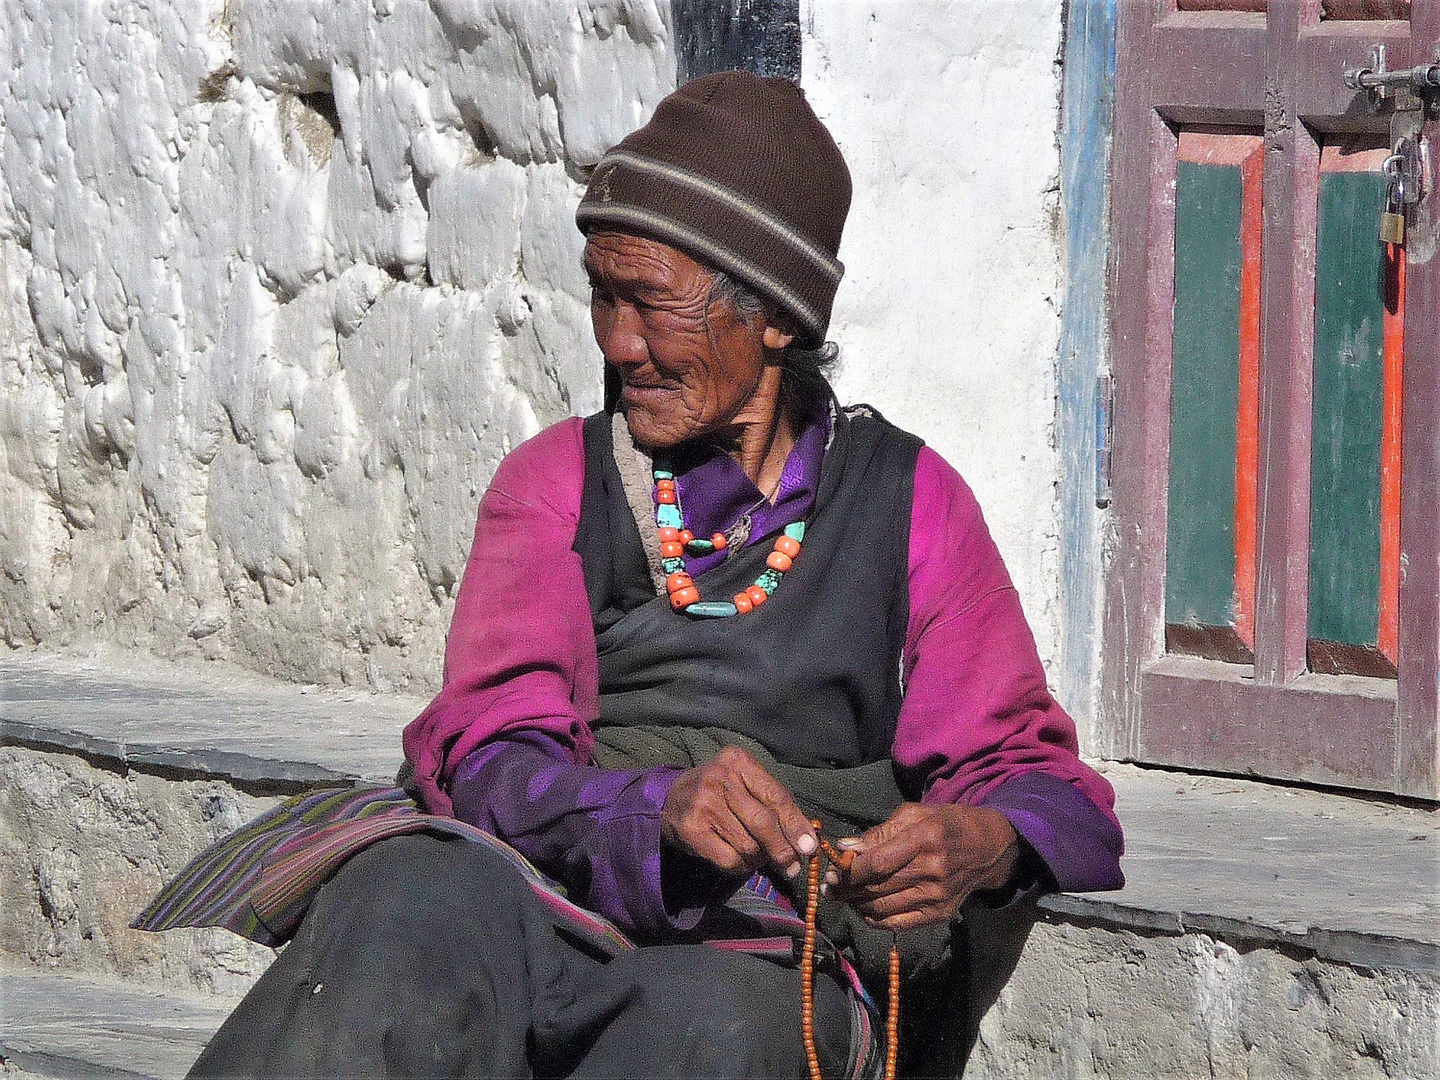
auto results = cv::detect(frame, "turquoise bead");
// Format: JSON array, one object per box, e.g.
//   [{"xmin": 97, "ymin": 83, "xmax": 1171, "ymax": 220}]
[
  {"xmin": 756, "ymin": 569, "xmax": 781, "ymax": 594},
  {"xmin": 784, "ymin": 521, "xmax": 806, "ymax": 542},
  {"xmin": 685, "ymin": 539, "xmax": 715, "ymax": 554},
  {"xmin": 656, "ymin": 503, "xmax": 683, "ymax": 528},
  {"xmin": 662, "ymin": 557, "xmax": 686, "ymax": 573},
  {"xmin": 653, "ymin": 469, "xmax": 674, "ymax": 480},
  {"xmin": 685, "ymin": 601, "xmax": 738, "ymax": 618}
]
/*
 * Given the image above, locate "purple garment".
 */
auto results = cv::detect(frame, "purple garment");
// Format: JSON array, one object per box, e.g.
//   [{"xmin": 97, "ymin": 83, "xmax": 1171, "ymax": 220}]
[
  {"xmin": 450, "ymin": 415, "xmax": 1124, "ymax": 933},
  {"xmin": 670, "ymin": 417, "xmax": 829, "ymax": 578},
  {"xmin": 981, "ymin": 771, "xmax": 1125, "ymax": 893},
  {"xmin": 452, "ymin": 423, "xmax": 830, "ymax": 931},
  {"xmin": 450, "ymin": 730, "xmax": 698, "ymax": 934}
]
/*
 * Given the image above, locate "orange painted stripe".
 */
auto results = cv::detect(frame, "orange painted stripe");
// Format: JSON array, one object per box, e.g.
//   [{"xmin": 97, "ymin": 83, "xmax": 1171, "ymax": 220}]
[
  {"xmin": 1233, "ymin": 140, "xmax": 1263, "ymax": 652},
  {"xmin": 1319, "ymin": 141, "xmax": 1392, "ymax": 173},
  {"xmin": 1378, "ymin": 244, "xmax": 1404, "ymax": 662},
  {"xmin": 1178, "ymin": 131, "xmax": 1263, "ymax": 167}
]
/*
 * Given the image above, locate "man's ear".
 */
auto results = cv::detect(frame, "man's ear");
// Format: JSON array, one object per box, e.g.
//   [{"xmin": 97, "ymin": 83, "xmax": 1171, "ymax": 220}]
[
  {"xmin": 762, "ymin": 310, "xmax": 797, "ymax": 352},
  {"xmin": 762, "ymin": 325, "xmax": 796, "ymax": 350}
]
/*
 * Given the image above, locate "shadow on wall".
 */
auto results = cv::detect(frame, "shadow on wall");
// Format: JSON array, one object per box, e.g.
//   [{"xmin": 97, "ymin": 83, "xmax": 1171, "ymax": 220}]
[
  {"xmin": 673, "ymin": 0, "xmax": 801, "ymax": 82},
  {"xmin": 903, "ymin": 902, "xmax": 1038, "ymax": 1078}
]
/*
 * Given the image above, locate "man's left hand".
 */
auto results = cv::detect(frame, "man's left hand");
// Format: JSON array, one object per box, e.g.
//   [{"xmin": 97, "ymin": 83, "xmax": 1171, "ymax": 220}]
[{"xmin": 830, "ymin": 802, "xmax": 1020, "ymax": 931}]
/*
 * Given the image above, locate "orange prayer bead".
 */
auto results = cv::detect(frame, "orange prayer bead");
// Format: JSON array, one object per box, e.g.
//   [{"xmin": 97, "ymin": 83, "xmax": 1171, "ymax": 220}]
[
  {"xmin": 679, "ymin": 530, "xmax": 695, "ymax": 545},
  {"xmin": 711, "ymin": 532, "xmax": 728, "ymax": 550},
  {"xmin": 733, "ymin": 592, "xmax": 754, "ymax": 614},
  {"xmin": 774, "ymin": 535, "xmax": 801, "ymax": 558},
  {"xmin": 660, "ymin": 541, "xmax": 685, "ymax": 559},
  {"xmin": 665, "ymin": 572, "xmax": 694, "ymax": 593},
  {"xmin": 669, "ymin": 586, "xmax": 701, "ymax": 609},
  {"xmin": 658, "ymin": 527, "xmax": 681, "ymax": 543},
  {"xmin": 655, "ymin": 478, "xmax": 675, "ymax": 490},
  {"xmin": 745, "ymin": 585, "xmax": 768, "ymax": 607},
  {"xmin": 766, "ymin": 551, "xmax": 793, "ymax": 573},
  {"xmin": 656, "ymin": 489, "xmax": 677, "ymax": 504}
]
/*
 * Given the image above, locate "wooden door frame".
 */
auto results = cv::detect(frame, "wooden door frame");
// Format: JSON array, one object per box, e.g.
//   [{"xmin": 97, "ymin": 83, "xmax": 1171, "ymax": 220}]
[
  {"xmin": 1396, "ymin": 0, "xmax": 1440, "ymax": 798},
  {"xmin": 1101, "ymin": 0, "xmax": 1438, "ymax": 798}
]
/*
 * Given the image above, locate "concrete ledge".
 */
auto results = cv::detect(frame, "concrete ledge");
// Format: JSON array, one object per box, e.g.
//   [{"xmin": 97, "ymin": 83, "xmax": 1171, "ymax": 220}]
[
  {"xmin": 1039, "ymin": 895, "xmax": 1439, "ymax": 976},
  {"xmin": 4, "ymin": 649, "xmax": 1437, "ymax": 977},
  {"xmin": 1, "ymin": 720, "xmax": 353, "ymax": 790},
  {"xmin": 1, "ymin": 649, "xmax": 426, "ymax": 786},
  {"xmin": 1, "ymin": 965, "xmax": 236, "ymax": 1080},
  {"xmin": 1056, "ymin": 758, "xmax": 1438, "ymax": 976}
]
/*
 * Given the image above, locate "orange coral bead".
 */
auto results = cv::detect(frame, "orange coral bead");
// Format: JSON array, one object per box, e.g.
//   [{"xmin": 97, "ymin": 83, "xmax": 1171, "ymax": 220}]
[
  {"xmin": 766, "ymin": 551, "xmax": 793, "ymax": 573},
  {"xmin": 669, "ymin": 586, "xmax": 701, "ymax": 610},
  {"xmin": 711, "ymin": 532, "xmax": 728, "ymax": 551},
  {"xmin": 660, "ymin": 541, "xmax": 685, "ymax": 559},
  {"xmin": 656, "ymin": 478, "xmax": 675, "ymax": 490},
  {"xmin": 745, "ymin": 585, "xmax": 769, "ymax": 607},
  {"xmin": 665, "ymin": 572, "xmax": 694, "ymax": 593},
  {"xmin": 733, "ymin": 592, "xmax": 754, "ymax": 614},
  {"xmin": 658, "ymin": 527, "xmax": 681, "ymax": 543},
  {"xmin": 774, "ymin": 536, "xmax": 800, "ymax": 558},
  {"xmin": 656, "ymin": 489, "xmax": 677, "ymax": 504},
  {"xmin": 679, "ymin": 530, "xmax": 695, "ymax": 545}
]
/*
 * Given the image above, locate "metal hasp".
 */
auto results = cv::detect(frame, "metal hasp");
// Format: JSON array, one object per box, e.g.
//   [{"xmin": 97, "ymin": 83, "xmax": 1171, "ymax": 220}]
[
  {"xmin": 1344, "ymin": 43, "xmax": 1436, "ymax": 246},
  {"xmin": 1383, "ymin": 138, "xmax": 1425, "ymax": 208},
  {"xmin": 1343, "ymin": 43, "xmax": 1438, "ymax": 147},
  {"xmin": 1343, "ymin": 44, "xmax": 1440, "ymax": 102}
]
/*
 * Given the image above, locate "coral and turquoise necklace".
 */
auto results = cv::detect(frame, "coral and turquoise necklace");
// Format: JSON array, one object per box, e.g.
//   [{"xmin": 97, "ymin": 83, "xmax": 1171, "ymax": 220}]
[{"xmin": 652, "ymin": 464, "xmax": 806, "ymax": 617}]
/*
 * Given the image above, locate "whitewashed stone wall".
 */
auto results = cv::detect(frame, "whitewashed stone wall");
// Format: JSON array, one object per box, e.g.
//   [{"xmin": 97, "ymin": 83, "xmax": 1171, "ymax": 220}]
[
  {"xmin": 2, "ymin": 0, "xmax": 1070, "ymax": 695},
  {"xmin": 0, "ymin": 0, "xmax": 674, "ymax": 690},
  {"xmin": 970, "ymin": 920, "xmax": 1440, "ymax": 1080}
]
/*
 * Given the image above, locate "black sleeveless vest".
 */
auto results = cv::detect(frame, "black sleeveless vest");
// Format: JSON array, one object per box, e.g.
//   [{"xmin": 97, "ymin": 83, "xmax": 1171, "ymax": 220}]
[{"xmin": 572, "ymin": 406, "xmax": 924, "ymax": 784}]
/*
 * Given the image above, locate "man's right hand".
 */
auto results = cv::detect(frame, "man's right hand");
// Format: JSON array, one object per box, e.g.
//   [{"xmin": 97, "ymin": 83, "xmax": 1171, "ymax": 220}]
[{"xmin": 660, "ymin": 746, "xmax": 817, "ymax": 880}]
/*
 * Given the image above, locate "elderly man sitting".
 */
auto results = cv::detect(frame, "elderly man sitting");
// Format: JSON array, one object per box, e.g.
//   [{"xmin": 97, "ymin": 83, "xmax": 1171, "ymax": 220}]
[{"xmin": 144, "ymin": 71, "xmax": 1123, "ymax": 1080}]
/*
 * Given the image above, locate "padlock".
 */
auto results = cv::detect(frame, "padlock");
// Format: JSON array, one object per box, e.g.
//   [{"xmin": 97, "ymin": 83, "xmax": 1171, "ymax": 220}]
[
  {"xmin": 1380, "ymin": 175, "xmax": 1406, "ymax": 246},
  {"xmin": 1380, "ymin": 208, "xmax": 1406, "ymax": 246}
]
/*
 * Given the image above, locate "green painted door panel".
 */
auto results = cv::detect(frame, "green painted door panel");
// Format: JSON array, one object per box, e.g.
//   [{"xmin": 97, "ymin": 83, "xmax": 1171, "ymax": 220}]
[
  {"xmin": 1167, "ymin": 160, "xmax": 1242, "ymax": 630},
  {"xmin": 1309, "ymin": 170, "xmax": 1387, "ymax": 649}
]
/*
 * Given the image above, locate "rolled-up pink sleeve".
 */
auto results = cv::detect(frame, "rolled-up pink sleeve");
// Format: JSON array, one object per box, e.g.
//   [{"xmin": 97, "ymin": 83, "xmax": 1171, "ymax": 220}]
[
  {"xmin": 402, "ymin": 418, "xmax": 600, "ymax": 817},
  {"xmin": 895, "ymin": 447, "xmax": 1123, "ymax": 893}
]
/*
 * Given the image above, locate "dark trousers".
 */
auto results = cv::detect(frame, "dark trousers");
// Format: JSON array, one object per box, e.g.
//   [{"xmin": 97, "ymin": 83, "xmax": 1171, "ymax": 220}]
[{"xmin": 189, "ymin": 835, "xmax": 856, "ymax": 1079}]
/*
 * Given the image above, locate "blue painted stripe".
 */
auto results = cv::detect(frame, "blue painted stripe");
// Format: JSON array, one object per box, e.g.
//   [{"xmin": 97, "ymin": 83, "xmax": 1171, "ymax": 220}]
[{"xmin": 1055, "ymin": 0, "xmax": 1118, "ymax": 744}]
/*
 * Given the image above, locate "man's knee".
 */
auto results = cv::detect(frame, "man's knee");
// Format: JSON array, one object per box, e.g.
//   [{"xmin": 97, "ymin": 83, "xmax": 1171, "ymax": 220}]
[
  {"xmin": 611, "ymin": 946, "xmax": 853, "ymax": 1073},
  {"xmin": 308, "ymin": 834, "xmax": 529, "ymax": 957}
]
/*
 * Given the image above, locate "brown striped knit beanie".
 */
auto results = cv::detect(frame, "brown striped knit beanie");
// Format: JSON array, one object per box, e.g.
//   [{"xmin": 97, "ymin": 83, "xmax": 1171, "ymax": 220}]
[{"xmin": 576, "ymin": 71, "xmax": 851, "ymax": 348}]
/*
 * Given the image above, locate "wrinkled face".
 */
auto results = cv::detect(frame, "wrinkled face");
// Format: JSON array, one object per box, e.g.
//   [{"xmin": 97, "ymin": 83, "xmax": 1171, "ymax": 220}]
[{"xmin": 585, "ymin": 231, "xmax": 772, "ymax": 449}]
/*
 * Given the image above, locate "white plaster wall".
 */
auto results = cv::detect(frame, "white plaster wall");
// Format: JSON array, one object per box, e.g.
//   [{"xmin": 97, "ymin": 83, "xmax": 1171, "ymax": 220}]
[
  {"xmin": 802, "ymin": 0, "xmax": 1067, "ymax": 673},
  {"xmin": 0, "ymin": 0, "xmax": 675, "ymax": 689}
]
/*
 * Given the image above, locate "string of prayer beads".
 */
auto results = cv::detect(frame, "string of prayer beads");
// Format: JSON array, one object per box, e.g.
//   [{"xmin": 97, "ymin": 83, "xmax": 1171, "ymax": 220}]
[{"xmin": 800, "ymin": 821, "xmax": 900, "ymax": 1080}]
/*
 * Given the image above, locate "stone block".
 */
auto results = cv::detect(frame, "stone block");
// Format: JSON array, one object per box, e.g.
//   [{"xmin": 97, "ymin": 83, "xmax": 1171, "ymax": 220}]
[{"xmin": 0, "ymin": 747, "xmax": 277, "ymax": 996}]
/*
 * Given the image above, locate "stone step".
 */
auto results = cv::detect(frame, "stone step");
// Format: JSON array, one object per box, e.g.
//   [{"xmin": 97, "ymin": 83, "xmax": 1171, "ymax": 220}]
[
  {"xmin": 0, "ymin": 967, "xmax": 235, "ymax": 1080},
  {"xmin": 5, "ymin": 649, "xmax": 1437, "ymax": 977}
]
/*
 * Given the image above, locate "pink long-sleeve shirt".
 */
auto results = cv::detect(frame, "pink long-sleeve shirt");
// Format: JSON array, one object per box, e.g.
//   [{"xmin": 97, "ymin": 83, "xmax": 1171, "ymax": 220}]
[{"xmin": 403, "ymin": 415, "xmax": 1123, "ymax": 932}]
